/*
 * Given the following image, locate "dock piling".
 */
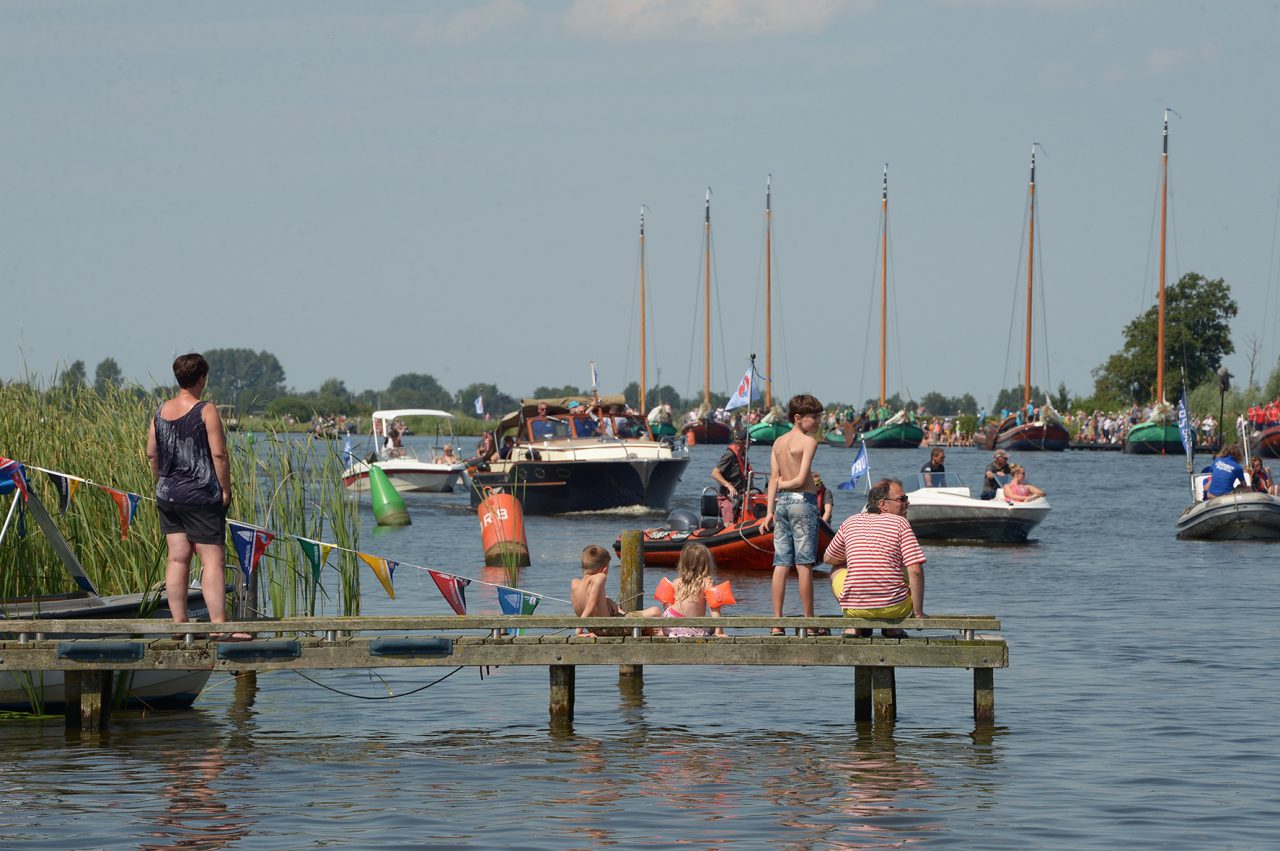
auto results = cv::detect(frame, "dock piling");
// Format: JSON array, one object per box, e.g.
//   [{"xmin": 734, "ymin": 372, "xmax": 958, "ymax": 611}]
[
  {"xmin": 549, "ymin": 664, "xmax": 575, "ymax": 719},
  {"xmin": 618, "ymin": 530, "xmax": 644, "ymax": 680}
]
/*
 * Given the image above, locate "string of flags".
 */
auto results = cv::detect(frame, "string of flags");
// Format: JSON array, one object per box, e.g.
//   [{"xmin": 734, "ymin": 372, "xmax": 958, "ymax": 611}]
[{"xmin": 2, "ymin": 458, "xmax": 562, "ymax": 613}]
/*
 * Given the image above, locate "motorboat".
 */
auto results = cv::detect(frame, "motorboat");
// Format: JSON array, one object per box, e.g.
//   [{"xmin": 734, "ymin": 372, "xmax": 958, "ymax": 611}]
[
  {"xmin": 1175, "ymin": 460, "xmax": 1280, "ymax": 540},
  {"xmin": 468, "ymin": 395, "xmax": 689, "ymax": 515},
  {"xmin": 617, "ymin": 489, "xmax": 834, "ymax": 571},
  {"xmin": 342, "ymin": 409, "xmax": 466, "ymax": 493},
  {"xmin": 905, "ymin": 472, "xmax": 1050, "ymax": 542}
]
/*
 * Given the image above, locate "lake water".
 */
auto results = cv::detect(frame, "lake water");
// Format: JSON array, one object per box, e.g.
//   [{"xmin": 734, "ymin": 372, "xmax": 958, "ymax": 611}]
[{"xmin": 3, "ymin": 440, "xmax": 1278, "ymax": 849}]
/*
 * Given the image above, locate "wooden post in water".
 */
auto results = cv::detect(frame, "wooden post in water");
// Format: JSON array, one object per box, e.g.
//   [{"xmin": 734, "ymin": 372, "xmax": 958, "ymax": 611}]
[
  {"xmin": 549, "ymin": 664, "xmax": 575, "ymax": 720},
  {"xmin": 854, "ymin": 667, "xmax": 873, "ymax": 722},
  {"xmin": 618, "ymin": 530, "xmax": 644, "ymax": 680},
  {"xmin": 973, "ymin": 668, "xmax": 995, "ymax": 724},
  {"xmin": 871, "ymin": 667, "xmax": 896, "ymax": 723},
  {"xmin": 65, "ymin": 669, "xmax": 112, "ymax": 732}
]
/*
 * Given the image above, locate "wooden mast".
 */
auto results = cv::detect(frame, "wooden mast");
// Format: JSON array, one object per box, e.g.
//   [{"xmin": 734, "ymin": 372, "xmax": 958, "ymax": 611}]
[
  {"xmin": 703, "ymin": 188, "xmax": 712, "ymax": 410},
  {"xmin": 1157, "ymin": 110, "xmax": 1169, "ymax": 403},
  {"xmin": 639, "ymin": 205, "xmax": 647, "ymax": 416},
  {"xmin": 765, "ymin": 175, "xmax": 773, "ymax": 409},
  {"xmin": 879, "ymin": 165, "xmax": 888, "ymax": 407},
  {"xmin": 1024, "ymin": 145, "xmax": 1036, "ymax": 410}
]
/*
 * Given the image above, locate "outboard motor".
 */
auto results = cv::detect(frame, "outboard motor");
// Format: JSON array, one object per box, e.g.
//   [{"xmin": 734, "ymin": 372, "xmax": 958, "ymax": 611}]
[
  {"xmin": 699, "ymin": 487, "xmax": 722, "ymax": 530},
  {"xmin": 665, "ymin": 508, "xmax": 700, "ymax": 532}
]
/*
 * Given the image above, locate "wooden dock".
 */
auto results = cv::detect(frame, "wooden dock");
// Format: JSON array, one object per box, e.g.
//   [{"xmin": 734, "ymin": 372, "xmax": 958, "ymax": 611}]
[{"xmin": 0, "ymin": 614, "xmax": 1006, "ymax": 731}]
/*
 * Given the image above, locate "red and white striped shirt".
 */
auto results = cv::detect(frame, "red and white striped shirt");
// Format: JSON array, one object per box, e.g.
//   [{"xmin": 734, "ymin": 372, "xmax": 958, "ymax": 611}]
[{"xmin": 825, "ymin": 513, "xmax": 926, "ymax": 609}]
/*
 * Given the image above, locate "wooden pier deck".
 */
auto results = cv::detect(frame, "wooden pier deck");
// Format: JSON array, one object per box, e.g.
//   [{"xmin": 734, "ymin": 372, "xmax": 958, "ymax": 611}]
[{"xmin": 0, "ymin": 614, "xmax": 1006, "ymax": 731}]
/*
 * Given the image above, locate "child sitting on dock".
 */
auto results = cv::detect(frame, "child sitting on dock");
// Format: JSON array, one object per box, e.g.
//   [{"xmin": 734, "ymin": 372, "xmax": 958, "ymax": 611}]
[
  {"xmin": 660, "ymin": 543, "xmax": 728, "ymax": 638},
  {"xmin": 571, "ymin": 545, "xmax": 660, "ymax": 636}
]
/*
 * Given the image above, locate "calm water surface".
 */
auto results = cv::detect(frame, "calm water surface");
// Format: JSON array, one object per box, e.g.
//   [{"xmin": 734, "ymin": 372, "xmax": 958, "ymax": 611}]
[{"xmin": 3, "ymin": 441, "xmax": 1278, "ymax": 849}]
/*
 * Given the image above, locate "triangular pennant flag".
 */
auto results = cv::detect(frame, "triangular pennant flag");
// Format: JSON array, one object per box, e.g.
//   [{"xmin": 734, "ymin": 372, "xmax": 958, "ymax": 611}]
[
  {"xmin": 358, "ymin": 552, "xmax": 397, "ymax": 599},
  {"xmin": 428, "ymin": 569, "xmax": 471, "ymax": 615},
  {"xmin": 0, "ymin": 457, "xmax": 30, "ymax": 502},
  {"xmin": 107, "ymin": 489, "xmax": 141, "ymax": 539},
  {"xmin": 45, "ymin": 471, "xmax": 73, "ymax": 514},
  {"xmin": 497, "ymin": 585, "xmax": 540, "ymax": 616},
  {"xmin": 296, "ymin": 537, "xmax": 334, "ymax": 583},
  {"xmin": 16, "ymin": 499, "xmax": 26, "ymax": 538},
  {"xmin": 228, "ymin": 521, "xmax": 275, "ymax": 584}
]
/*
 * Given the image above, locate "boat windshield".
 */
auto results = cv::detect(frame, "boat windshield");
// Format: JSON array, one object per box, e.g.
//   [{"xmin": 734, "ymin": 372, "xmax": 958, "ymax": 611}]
[
  {"xmin": 916, "ymin": 471, "xmax": 966, "ymax": 489},
  {"xmin": 525, "ymin": 414, "xmax": 652, "ymax": 443}
]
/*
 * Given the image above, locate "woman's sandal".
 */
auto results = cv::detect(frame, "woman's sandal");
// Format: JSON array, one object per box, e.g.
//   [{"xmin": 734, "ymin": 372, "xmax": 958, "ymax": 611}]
[
  {"xmin": 770, "ymin": 627, "xmax": 786, "ymax": 636},
  {"xmin": 807, "ymin": 627, "xmax": 831, "ymax": 637},
  {"xmin": 209, "ymin": 632, "xmax": 255, "ymax": 642}
]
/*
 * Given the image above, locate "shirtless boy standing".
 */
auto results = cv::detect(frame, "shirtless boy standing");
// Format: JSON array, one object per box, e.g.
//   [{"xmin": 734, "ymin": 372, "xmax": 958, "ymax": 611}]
[
  {"xmin": 570, "ymin": 544, "xmax": 659, "ymax": 636},
  {"xmin": 760, "ymin": 394, "xmax": 825, "ymax": 635}
]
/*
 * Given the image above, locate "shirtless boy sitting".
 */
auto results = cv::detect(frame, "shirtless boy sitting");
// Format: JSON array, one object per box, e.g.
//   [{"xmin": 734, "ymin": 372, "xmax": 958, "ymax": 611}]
[{"xmin": 570, "ymin": 544, "xmax": 660, "ymax": 636}]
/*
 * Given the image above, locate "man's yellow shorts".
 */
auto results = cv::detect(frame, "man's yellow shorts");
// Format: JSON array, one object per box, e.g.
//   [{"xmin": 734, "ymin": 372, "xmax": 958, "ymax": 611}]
[{"xmin": 830, "ymin": 568, "xmax": 912, "ymax": 619}]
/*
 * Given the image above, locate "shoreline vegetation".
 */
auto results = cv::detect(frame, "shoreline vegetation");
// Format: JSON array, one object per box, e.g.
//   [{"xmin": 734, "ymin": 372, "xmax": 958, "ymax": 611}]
[{"xmin": 0, "ymin": 380, "xmax": 362, "ymax": 615}]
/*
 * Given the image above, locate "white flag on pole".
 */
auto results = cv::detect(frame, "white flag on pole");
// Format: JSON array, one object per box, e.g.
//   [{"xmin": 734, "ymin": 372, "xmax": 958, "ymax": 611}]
[{"xmin": 725, "ymin": 367, "xmax": 758, "ymax": 411}]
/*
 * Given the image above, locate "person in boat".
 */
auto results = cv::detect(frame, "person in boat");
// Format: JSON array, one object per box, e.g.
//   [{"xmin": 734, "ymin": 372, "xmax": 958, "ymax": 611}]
[
  {"xmin": 920, "ymin": 447, "xmax": 946, "ymax": 488},
  {"xmin": 571, "ymin": 545, "xmax": 660, "ymax": 637},
  {"xmin": 384, "ymin": 426, "xmax": 405, "ymax": 458},
  {"xmin": 1001, "ymin": 464, "xmax": 1046, "ymax": 503},
  {"xmin": 146, "ymin": 353, "xmax": 249, "ymax": 641},
  {"xmin": 466, "ymin": 432, "xmax": 497, "ymax": 468},
  {"xmin": 660, "ymin": 543, "xmax": 728, "ymax": 638},
  {"xmin": 497, "ymin": 435, "xmax": 516, "ymax": 460},
  {"xmin": 1248, "ymin": 456, "xmax": 1278, "ymax": 495},
  {"xmin": 761, "ymin": 394, "xmax": 826, "ymax": 636},
  {"xmin": 530, "ymin": 402, "xmax": 557, "ymax": 440},
  {"xmin": 814, "ymin": 473, "xmax": 833, "ymax": 524},
  {"xmin": 567, "ymin": 400, "xmax": 598, "ymax": 437},
  {"xmin": 434, "ymin": 444, "xmax": 460, "ymax": 465},
  {"xmin": 980, "ymin": 449, "xmax": 1012, "ymax": 500},
  {"xmin": 823, "ymin": 477, "xmax": 926, "ymax": 638},
  {"xmin": 1205, "ymin": 444, "xmax": 1247, "ymax": 499},
  {"xmin": 710, "ymin": 431, "xmax": 752, "ymax": 524}
]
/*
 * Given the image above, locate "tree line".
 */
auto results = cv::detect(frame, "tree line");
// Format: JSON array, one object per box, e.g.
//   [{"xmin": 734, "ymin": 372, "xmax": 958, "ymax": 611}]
[{"xmin": 31, "ymin": 271, "xmax": 1276, "ymax": 421}]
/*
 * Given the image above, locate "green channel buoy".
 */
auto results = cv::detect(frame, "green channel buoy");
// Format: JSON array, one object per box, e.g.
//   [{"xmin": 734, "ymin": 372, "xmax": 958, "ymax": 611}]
[{"xmin": 368, "ymin": 465, "xmax": 410, "ymax": 526}]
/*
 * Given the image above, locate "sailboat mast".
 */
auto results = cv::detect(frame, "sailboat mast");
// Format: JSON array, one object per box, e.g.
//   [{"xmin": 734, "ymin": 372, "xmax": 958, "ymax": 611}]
[
  {"xmin": 639, "ymin": 205, "xmax": 647, "ymax": 416},
  {"xmin": 704, "ymin": 188, "xmax": 712, "ymax": 410},
  {"xmin": 880, "ymin": 165, "xmax": 888, "ymax": 407},
  {"xmin": 1157, "ymin": 110, "xmax": 1169, "ymax": 403},
  {"xmin": 1025, "ymin": 145, "xmax": 1036, "ymax": 410},
  {"xmin": 765, "ymin": 175, "xmax": 773, "ymax": 410}
]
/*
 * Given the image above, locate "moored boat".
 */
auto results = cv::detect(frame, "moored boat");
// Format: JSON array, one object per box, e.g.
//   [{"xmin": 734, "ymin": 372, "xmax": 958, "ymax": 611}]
[
  {"xmin": 905, "ymin": 473, "xmax": 1050, "ymax": 542},
  {"xmin": 1251, "ymin": 423, "xmax": 1280, "ymax": 458},
  {"xmin": 862, "ymin": 410, "xmax": 924, "ymax": 449}
]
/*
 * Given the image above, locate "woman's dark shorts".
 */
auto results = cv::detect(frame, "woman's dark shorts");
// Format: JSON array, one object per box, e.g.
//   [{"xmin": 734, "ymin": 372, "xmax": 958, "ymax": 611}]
[{"xmin": 157, "ymin": 500, "xmax": 226, "ymax": 545}]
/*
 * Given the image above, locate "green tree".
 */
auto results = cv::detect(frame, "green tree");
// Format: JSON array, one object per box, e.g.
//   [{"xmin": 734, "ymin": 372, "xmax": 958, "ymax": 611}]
[
  {"xmin": 1090, "ymin": 272, "xmax": 1237, "ymax": 406},
  {"xmin": 59, "ymin": 360, "xmax": 87, "ymax": 389},
  {"xmin": 384, "ymin": 373, "xmax": 451, "ymax": 410},
  {"xmin": 993, "ymin": 385, "xmax": 1046, "ymax": 413},
  {"xmin": 307, "ymin": 378, "xmax": 353, "ymax": 416},
  {"xmin": 532, "ymin": 385, "xmax": 584, "ymax": 399},
  {"xmin": 94, "ymin": 357, "xmax": 123, "ymax": 393},
  {"xmin": 458, "ymin": 382, "xmax": 517, "ymax": 417},
  {"xmin": 204, "ymin": 348, "xmax": 286, "ymax": 412},
  {"xmin": 919, "ymin": 392, "xmax": 956, "ymax": 416}
]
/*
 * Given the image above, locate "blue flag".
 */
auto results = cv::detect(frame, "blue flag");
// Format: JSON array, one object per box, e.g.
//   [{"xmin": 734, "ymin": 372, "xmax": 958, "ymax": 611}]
[
  {"xmin": 497, "ymin": 586, "xmax": 540, "ymax": 616},
  {"xmin": 1177, "ymin": 391, "xmax": 1193, "ymax": 456},
  {"xmin": 343, "ymin": 433, "xmax": 354, "ymax": 467},
  {"xmin": 837, "ymin": 442, "xmax": 870, "ymax": 491}
]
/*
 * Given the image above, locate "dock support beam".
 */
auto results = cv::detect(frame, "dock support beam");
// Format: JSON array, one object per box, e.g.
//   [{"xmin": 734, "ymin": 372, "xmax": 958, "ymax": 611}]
[
  {"xmin": 854, "ymin": 667, "xmax": 872, "ymax": 722},
  {"xmin": 64, "ymin": 670, "xmax": 112, "ymax": 732},
  {"xmin": 549, "ymin": 665, "xmax": 575, "ymax": 720},
  {"xmin": 871, "ymin": 666, "xmax": 896, "ymax": 723},
  {"xmin": 618, "ymin": 530, "xmax": 644, "ymax": 680},
  {"xmin": 973, "ymin": 668, "xmax": 995, "ymax": 723}
]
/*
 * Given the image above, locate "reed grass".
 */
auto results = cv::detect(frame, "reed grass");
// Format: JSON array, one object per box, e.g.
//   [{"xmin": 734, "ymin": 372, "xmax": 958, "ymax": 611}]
[{"xmin": 0, "ymin": 379, "xmax": 362, "ymax": 615}]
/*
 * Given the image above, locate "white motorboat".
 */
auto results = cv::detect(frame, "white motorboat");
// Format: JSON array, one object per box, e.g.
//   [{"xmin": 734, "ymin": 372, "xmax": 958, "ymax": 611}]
[
  {"xmin": 342, "ymin": 409, "xmax": 466, "ymax": 493},
  {"xmin": 1175, "ymin": 471, "xmax": 1280, "ymax": 540},
  {"xmin": 905, "ymin": 473, "xmax": 1050, "ymax": 542}
]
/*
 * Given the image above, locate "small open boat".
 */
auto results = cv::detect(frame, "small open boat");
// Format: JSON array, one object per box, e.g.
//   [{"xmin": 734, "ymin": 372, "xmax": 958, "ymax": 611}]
[
  {"xmin": 618, "ymin": 490, "xmax": 833, "ymax": 571},
  {"xmin": 342, "ymin": 409, "xmax": 466, "ymax": 493},
  {"xmin": 905, "ymin": 472, "xmax": 1050, "ymax": 542},
  {"xmin": 1175, "ymin": 470, "xmax": 1280, "ymax": 540}
]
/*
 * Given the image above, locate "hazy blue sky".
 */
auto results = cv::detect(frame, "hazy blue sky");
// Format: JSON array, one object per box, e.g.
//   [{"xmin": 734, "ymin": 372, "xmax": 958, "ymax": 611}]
[{"xmin": 4, "ymin": 1, "xmax": 1279, "ymax": 407}]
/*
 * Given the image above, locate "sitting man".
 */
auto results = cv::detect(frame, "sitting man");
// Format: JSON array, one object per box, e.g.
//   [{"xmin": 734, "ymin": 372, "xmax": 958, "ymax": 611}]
[
  {"xmin": 570, "ymin": 545, "xmax": 660, "ymax": 637},
  {"xmin": 979, "ymin": 449, "xmax": 1011, "ymax": 500},
  {"xmin": 823, "ymin": 478, "xmax": 926, "ymax": 638},
  {"xmin": 1205, "ymin": 444, "xmax": 1247, "ymax": 499},
  {"xmin": 920, "ymin": 447, "xmax": 946, "ymax": 487},
  {"xmin": 530, "ymin": 402, "xmax": 557, "ymax": 440},
  {"xmin": 568, "ymin": 400, "xmax": 598, "ymax": 437}
]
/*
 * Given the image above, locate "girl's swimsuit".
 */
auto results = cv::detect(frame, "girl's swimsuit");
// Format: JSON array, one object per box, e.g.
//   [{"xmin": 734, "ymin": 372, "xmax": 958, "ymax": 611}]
[{"xmin": 662, "ymin": 606, "xmax": 711, "ymax": 637}]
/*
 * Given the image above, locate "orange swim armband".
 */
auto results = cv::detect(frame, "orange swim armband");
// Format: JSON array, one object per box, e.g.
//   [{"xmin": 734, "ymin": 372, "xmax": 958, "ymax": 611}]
[
  {"xmin": 704, "ymin": 581, "xmax": 736, "ymax": 609},
  {"xmin": 654, "ymin": 576, "xmax": 677, "ymax": 605}
]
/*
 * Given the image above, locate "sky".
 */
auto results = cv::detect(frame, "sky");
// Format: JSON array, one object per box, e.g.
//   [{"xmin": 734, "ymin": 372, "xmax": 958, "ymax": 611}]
[{"xmin": 4, "ymin": 0, "xmax": 1280, "ymax": 408}]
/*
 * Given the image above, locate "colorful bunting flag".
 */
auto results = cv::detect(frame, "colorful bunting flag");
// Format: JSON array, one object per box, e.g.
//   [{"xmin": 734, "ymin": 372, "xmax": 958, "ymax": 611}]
[
  {"xmin": 358, "ymin": 552, "xmax": 398, "ymax": 599},
  {"xmin": 45, "ymin": 471, "xmax": 79, "ymax": 514},
  {"xmin": 0, "ymin": 457, "xmax": 30, "ymax": 502},
  {"xmin": 228, "ymin": 521, "xmax": 275, "ymax": 584},
  {"xmin": 428, "ymin": 569, "xmax": 471, "ymax": 615},
  {"xmin": 296, "ymin": 537, "xmax": 335, "ymax": 583},
  {"xmin": 497, "ymin": 585, "xmax": 540, "ymax": 616},
  {"xmin": 106, "ymin": 489, "xmax": 141, "ymax": 538}
]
